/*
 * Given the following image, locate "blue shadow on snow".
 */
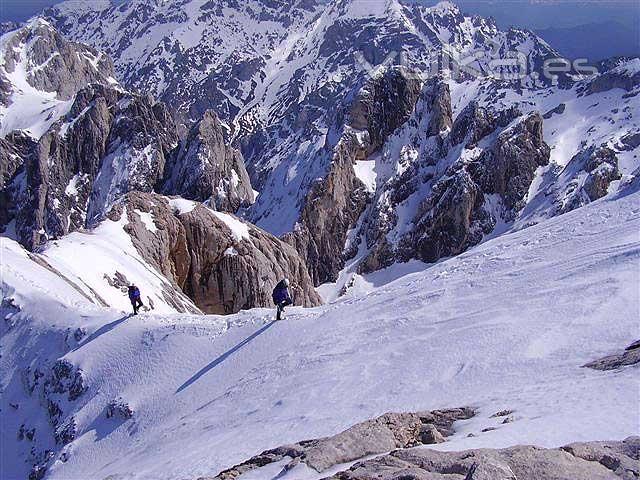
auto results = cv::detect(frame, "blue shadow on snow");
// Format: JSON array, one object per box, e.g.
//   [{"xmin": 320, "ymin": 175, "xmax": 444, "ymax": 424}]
[
  {"xmin": 175, "ymin": 320, "xmax": 276, "ymax": 393},
  {"xmin": 73, "ymin": 314, "xmax": 130, "ymax": 351}
]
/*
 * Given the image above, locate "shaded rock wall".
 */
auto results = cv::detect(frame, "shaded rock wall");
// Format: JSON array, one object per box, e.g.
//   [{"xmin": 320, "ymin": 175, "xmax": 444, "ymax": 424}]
[
  {"xmin": 284, "ymin": 68, "xmax": 422, "ymax": 285},
  {"xmin": 2, "ymin": 92, "xmax": 256, "ymax": 251}
]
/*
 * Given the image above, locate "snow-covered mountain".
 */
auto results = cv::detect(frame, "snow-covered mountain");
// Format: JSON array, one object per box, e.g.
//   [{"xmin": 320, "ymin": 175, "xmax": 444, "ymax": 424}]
[
  {"xmin": 45, "ymin": 0, "xmax": 562, "ymax": 121},
  {"xmin": 0, "ymin": 17, "xmax": 116, "ymax": 138},
  {"xmin": 0, "ymin": 2, "xmax": 639, "ymax": 479},
  {"xmin": 43, "ymin": 0, "xmax": 640, "ymax": 287},
  {"xmin": 0, "ymin": 20, "xmax": 258, "ymax": 250},
  {"xmin": 2, "ymin": 178, "xmax": 638, "ymax": 480}
]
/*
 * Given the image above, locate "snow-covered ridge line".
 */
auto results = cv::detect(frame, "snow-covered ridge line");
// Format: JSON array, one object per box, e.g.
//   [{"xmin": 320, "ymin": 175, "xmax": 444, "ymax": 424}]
[{"xmin": 2, "ymin": 183, "xmax": 638, "ymax": 480}]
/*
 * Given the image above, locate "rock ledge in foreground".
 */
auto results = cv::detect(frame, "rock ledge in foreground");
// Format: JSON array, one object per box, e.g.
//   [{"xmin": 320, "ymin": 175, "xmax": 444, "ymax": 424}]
[{"xmin": 208, "ymin": 408, "xmax": 475, "ymax": 479}]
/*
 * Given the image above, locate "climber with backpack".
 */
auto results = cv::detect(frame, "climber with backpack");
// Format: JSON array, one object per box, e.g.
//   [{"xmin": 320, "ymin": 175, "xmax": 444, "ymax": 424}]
[
  {"xmin": 272, "ymin": 278, "xmax": 292, "ymax": 321},
  {"xmin": 128, "ymin": 284, "xmax": 144, "ymax": 315}
]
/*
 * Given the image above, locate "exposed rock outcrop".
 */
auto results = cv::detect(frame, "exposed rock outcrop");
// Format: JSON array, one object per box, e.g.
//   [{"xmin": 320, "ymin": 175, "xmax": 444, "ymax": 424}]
[
  {"xmin": 107, "ymin": 192, "xmax": 321, "ymax": 314},
  {"xmin": 284, "ymin": 67, "xmax": 422, "ymax": 284},
  {"xmin": 1, "ymin": 85, "xmax": 255, "ymax": 252},
  {"xmin": 0, "ymin": 131, "xmax": 33, "ymax": 188},
  {"xmin": 357, "ymin": 77, "xmax": 453, "ymax": 273},
  {"xmin": 320, "ymin": 73, "xmax": 552, "ymax": 276},
  {"xmin": 162, "ymin": 110, "xmax": 254, "ymax": 212},
  {"xmin": 407, "ymin": 112, "xmax": 550, "ymax": 264},
  {"xmin": 583, "ymin": 340, "xmax": 640, "ymax": 370},
  {"xmin": 0, "ymin": 131, "xmax": 35, "ymax": 227},
  {"xmin": 558, "ymin": 146, "xmax": 622, "ymax": 214},
  {"xmin": 18, "ymin": 354, "xmax": 90, "ymax": 480},
  {"xmin": 1, "ymin": 83, "xmax": 178, "ymax": 249},
  {"xmin": 330, "ymin": 436, "xmax": 640, "ymax": 480},
  {"xmin": 0, "ymin": 18, "xmax": 114, "ymax": 104},
  {"xmin": 449, "ymin": 102, "xmax": 520, "ymax": 149},
  {"xmin": 475, "ymin": 112, "xmax": 551, "ymax": 211},
  {"xmin": 586, "ymin": 58, "xmax": 640, "ymax": 95},
  {"xmin": 106, "ymin": 398, "xmax": 134, "ymax": 420},
  {"xmin": 38, "ymin": 359, "xmax": 87, "ymax": 449},
  {"xmin": 210, "ymin": 407, "xmax": 474, "ymax": 479}
]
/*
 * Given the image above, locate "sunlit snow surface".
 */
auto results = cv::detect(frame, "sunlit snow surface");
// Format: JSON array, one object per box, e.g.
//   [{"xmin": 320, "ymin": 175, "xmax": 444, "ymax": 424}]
[{"xmin": 1, "ymin": 186, "xmax": 638, "ymax": 480}]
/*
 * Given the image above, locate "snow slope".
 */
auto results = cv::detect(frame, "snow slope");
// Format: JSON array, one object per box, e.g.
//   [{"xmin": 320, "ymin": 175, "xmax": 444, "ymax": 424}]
[
  {"xmin": 2, "ymin": 187, "xmax": 639, "ymax": 479},
  {"xmin": 0, "ymin": 206, "xmax": 199, "ymax": 316}
]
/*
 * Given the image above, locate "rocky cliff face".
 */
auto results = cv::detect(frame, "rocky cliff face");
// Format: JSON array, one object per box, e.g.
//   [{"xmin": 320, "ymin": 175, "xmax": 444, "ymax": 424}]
[
  {"xmin": 555, "ymin": 146, "xmax": 622, "ymax": 214},
  {"xmin": 355, "ymin": 81, "xmax": 550, "ymax": 271},
  {"xmin": 107, "ymin": 192, "xmax": 321, "ymax": 314},
  {"xmin": 0, "ymin": 18, "xmax": 116, "ymax": 138},
  {"xmin": 0, "ymin": 22, "xmax": 256, "ymax": 251},
  {"xmin": 162, "ymin": 110, "xmax": 254, "ymax": 211},
  {"xmin": 284, "ymin": 68, "xmax": 551, "ymax": 282},
  {"xmin": 408, "ymin": 112, "xmax": 549, "ymax": 264},
  {"xmin": 0, "ymin": 19, "xmax": 114, "ymax": 101},
  {"xmin": 1, "ymin": 83, "xmax": 178, "ymax": 249},
  {"xmin": 283, "ymin": 68, "xmax": 423, "ymax": 284}
]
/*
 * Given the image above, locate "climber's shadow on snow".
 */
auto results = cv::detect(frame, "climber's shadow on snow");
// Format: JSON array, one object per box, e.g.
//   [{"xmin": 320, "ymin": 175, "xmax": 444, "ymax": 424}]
[
  {"xmin": 176, "ymin": 321, "xmax": 277, "ymax": 393},
  {"xmin": 73, "ymin": 315, "xmax": 130, "ymax": 351}
]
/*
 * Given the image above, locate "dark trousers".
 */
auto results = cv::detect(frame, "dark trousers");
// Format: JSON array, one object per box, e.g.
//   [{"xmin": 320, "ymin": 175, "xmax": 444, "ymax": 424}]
[
  {"xmin": 276, "ymin": 299, "xmax": 292, "ymax": 320},
  {"xmin": 131, "ymin": 298, "xmax": 143, "ymax": 315}
]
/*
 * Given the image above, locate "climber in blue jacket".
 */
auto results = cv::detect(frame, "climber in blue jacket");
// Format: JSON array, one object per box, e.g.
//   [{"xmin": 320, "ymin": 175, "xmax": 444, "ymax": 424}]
[
  {"xmin": 128, "ymin": 285, "xmax": 144, "ymax": 315},
  {"xmin": 272, "ymin": 278, "xmax": 292, "ymax": 321}
]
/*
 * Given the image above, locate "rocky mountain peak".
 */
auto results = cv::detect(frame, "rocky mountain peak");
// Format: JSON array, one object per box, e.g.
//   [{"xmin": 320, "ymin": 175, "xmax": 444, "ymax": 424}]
[
  {"xmin": 1, "ymin": 18, "xmax": 114, "ymax": 98},
  {"xmin": 162, "ymin": 109, "xmax": 255, "ymax": 211},
  {"xmin": 0, "ymin": 19, "xmax": 117, "ymax": 138}
]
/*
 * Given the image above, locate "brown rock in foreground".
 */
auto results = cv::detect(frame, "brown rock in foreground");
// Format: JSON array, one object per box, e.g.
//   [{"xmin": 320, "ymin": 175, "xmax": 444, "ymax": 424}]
[
  {"xmin": 204, "ymin": 407, "xmax": 638, "ymax": 480},
  {"xmin": 209, "ymin": 408, "xmax": 475, "ymax": 479},
  {"xmin": 331, "ymin": 436, "xmax": 639, "ymax": 480},
  {"xmin": 583, "ymin": 340, "xmax": 640, "ymax": 371}
]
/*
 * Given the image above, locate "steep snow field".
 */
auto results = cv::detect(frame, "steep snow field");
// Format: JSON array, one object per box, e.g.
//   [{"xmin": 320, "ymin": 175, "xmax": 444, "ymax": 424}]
[
  {"xmin": 2, "ymin": 188, "xmax": 639, "ymax": 479},
  {"xmin": 2, "ymin": 208, "xmax": 199, "ymax": 315}
]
